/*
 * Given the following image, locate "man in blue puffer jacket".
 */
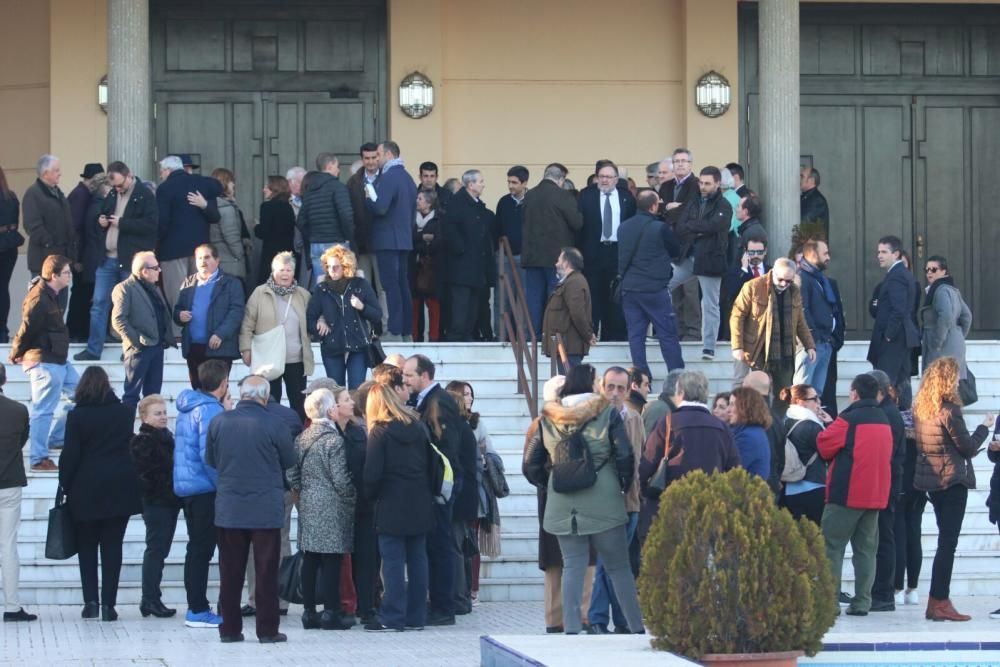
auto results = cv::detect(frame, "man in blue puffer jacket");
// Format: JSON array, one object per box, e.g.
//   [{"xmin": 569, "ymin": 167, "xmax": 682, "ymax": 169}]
[{"xmin": 173, "ymin": 359, "xmax": 230, "ymax": 629}]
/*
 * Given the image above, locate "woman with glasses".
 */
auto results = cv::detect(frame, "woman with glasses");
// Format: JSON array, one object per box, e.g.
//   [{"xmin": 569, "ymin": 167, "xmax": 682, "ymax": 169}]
[
  {"xmin": 920, "ymin": 255, "xmax": 972, "ymax": 376},
  {"xmin": 777, "ymin": 383, "xmax": 832, "ymax": 525}
]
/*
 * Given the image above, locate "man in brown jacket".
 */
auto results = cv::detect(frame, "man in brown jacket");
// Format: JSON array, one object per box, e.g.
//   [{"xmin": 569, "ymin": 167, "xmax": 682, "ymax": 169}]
[
  {"xmin": 542, "ymin": 247, "xmax": 595, "ymax": 374},
  {"xmin": 730, "ymin": 257, "xmax": 816, "ymax": 394}
]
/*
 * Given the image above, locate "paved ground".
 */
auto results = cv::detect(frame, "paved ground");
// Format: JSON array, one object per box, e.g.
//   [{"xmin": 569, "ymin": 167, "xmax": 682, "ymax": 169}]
[{"xmin": 3, "ymin": 597, "xmax": 1000, "ymax": 666}]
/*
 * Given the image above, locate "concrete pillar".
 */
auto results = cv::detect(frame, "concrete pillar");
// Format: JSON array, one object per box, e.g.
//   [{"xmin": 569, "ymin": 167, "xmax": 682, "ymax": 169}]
[
  {"xmin": 757, "ymin": 0, "xmax": 800, "ymax": 255},
  {"xmin": 107, "ymin": 0, "xmax": 152, "ymax": 179}
]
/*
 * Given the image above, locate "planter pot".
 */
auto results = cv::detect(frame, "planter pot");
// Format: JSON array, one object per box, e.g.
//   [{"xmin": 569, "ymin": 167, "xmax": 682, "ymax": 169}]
[{"xmin": 700, "ymin": 650, "xmax": 803, "ymax": 667}]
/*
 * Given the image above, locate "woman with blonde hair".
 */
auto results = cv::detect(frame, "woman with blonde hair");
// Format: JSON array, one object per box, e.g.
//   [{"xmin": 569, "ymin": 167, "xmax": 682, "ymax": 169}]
[
  {"xmin": 912, "ymin": 356, "xmax": 994, "ymax": 621},
  {"xmin": 362, "ymin": 383, "xmax": 433, "ymax": 631},
  {"xmin": 306, "ymin": 244, "xmax": 382, "ymax": 389},
  {"xmin": 210, "ymin": 168, "xmax": 250, "ymax": 285}
]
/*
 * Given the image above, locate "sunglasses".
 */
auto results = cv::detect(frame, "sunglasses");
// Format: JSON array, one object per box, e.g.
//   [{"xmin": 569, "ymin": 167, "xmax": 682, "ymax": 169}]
[
  {"xmin": 925, "ymin": 266, "xmax": 940, "ymax": 274},
  {"xmin": 145, "ymin": 265, "xmax": 162, "ymax": 272},
  {"xmin": 804, "ymin": 395, "xmax": 820, "ymax": 402}
]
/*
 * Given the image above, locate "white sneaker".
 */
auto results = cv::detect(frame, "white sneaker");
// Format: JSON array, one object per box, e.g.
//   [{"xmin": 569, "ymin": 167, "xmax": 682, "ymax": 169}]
[
  {"xmin": 894, "ymin": 590, "xmax": 904, "ymax": 606},
  {"xmin": 904, "ymin": 589, "xmax": 919, "ymax": 606}
]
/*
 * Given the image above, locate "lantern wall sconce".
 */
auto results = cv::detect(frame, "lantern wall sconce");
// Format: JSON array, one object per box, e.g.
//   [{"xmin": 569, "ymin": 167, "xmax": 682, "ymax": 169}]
[
  {"xmin": 695, "ymin": 70, "xmax": 730, "ymax": 118},
  {"xmin": 98, "ymin": 75, "xmax": 109, "ymax": 114},
  {"xmin": 399, "ymin": 71, "xmax": 434, "ymax": 119}
]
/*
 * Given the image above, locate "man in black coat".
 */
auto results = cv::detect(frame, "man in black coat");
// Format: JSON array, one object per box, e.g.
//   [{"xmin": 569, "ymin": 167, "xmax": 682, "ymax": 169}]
[
  {"xmin": 77, "ymin": 161, "xmax": 159, "ymax": 361},
  {"xmin": 298, "ymin": 152, "xmax": 354, "ymax": 287},
  {"xmin": 867, "ymin": 235, "xmax": 920, "ymax": 409},
  {"xmin": 402, "ymin": 354, "xmax": 466, "ymax": 626},
  {"xmin": 577, "ymin": 160, "xmax": 636, "ymax": 341},
  {"xmin": 658, "ymin": 149, "xmax": 700, "ymax": 341},
  {"xmin": 443, "ymin": 170, "xmax": 496, "ymax": 342},
  {"xmin": 800, "ymin": 167, "xmax": 830, "ymax": 241}
]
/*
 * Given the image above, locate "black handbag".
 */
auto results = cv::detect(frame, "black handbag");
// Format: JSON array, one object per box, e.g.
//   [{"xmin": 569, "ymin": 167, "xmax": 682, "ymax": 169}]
[
  {"xmin": 550, "ymin": 419, "xmax": 606, "ymax": 494},
  {"xmin": 278, "ymin": 550, "xmax": 324, "ymax": 605},
  {"xmin": 45, "ymin": 486, "xmax": 77, "ymax": 560},
  {"xmin": 365, "ymin": 335, "xmax": 386, "ymax": 368},
  {"xmin": 959, "ymin": 368, "xmax": 978, "ymax": 406}
]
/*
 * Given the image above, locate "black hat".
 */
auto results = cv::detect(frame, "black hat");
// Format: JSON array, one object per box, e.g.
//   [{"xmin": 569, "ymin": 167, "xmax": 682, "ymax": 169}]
[
  {"xmin": 178, "ymin": 154, "xmax": 200, "ymax": 169},
  {"xmin": 80, "ymin": 163, "xmax": 105, "ymax": 179}
]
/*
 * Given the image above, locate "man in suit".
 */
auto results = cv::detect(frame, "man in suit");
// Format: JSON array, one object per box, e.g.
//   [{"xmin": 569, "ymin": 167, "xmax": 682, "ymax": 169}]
[
  {"xmin": 577, "ymin": 160, "xmax": 636, "ymax": 341},
  {"xmin": 76, "ymin": 161, "xmax": 159, "ymax": 361},
  {"xmin": 800, "ymin": 167, "xmax": 830, "ymax": 241},
  {"xmin": 346, "ymin": 143, "xmax": 385, "ymax": 328},
  {"xmin": 443, "ymin": 170, "xmax": 496, "ymax": 341},
  {"xmin": 657, "ymin": 148, "xmax": 701, "ymax": 341},
  {"xmin": 726, "ymin": 162, "xmax": 749, "ymax": 198},
  {"xmin": 867, "ymin": 235, "xmax": 921, "ymax": 409}
]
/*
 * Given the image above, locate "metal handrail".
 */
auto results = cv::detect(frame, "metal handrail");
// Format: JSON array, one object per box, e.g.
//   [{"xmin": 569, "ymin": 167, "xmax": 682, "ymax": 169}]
[{"xmin": 497, "ymin": 237, "xmax": 538, "ymax": 418}]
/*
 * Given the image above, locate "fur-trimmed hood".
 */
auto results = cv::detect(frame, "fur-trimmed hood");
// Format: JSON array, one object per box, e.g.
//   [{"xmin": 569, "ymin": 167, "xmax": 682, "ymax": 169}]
[{"xmin": 542, "ymin": 393, "xmax": 610, "ymax": 428}]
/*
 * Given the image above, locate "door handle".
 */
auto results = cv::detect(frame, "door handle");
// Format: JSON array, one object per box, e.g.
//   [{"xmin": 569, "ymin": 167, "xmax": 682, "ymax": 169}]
[{"xmin": 916, "ymin": 234, "xmax": 925, "ymax": 260}]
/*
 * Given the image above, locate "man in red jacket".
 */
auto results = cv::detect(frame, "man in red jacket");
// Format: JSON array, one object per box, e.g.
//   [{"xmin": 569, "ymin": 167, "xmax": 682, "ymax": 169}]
[{"xmin": 816, "ymin": 373, "xmax": 893, "ymax": 617}]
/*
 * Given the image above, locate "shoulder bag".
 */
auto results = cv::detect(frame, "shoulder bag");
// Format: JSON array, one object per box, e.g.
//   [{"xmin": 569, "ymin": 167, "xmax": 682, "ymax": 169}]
[
  {"xmin": 251, "ymin": 293, "xmax": 293, "ymax": 381},
  {"xmin": 959, "ymin": 367, "xmax": 978, "ymax": 406},
  {"xmin": 610, "ymin": 218, "xmax": 656, "ymax": 304},
  {"xmin": 646, "ymin": 413, "xmax": 673, "ymax": 498}
]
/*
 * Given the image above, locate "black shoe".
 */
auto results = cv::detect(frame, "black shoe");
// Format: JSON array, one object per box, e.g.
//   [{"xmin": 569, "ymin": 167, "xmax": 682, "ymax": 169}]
[
  {"xmin": 455, "ymin": 603, "xmax": 472, "ymax": 616},
  {"xmin": 613, "ymin": 625, "xmax": 631, "ymax": 634},
  {"xmin": 73, "ymin": 350, "xmax": 100, "ymax": 361},
  {"xmin": 81, "ymin": 602, "xmax": 99, "ymax": 619},
  {"xmin": 870, "ymin": 600, "xmax": 896, "ymax": 612},
  {"xmin": 259, "ymin": 633, "xmax": 287, "ymax": 644},
  {"xmin": 405, "ymin": 624, "xmax": 425, "ymax": 631},
  {"xmin": 302, "ymin": 608, "xmax": 321, "ymax": 630},
  {"xmin": 240, "ymin": 604, "xmax": 256, "ymax": 617},
  {"xmin": 426, "ymin": 611, "xmax": 456, "ymax": 626},
  {"xmin": 839, "ymin": 591, "xmax": 853, "ymax": 607},
  {"xmin": 364, "ymin": 622, "xmax": 403, "ymax": 632},
  {"xmin": 701, "ymin": 349, "xmax": 715, "ymax": 360},
  {"xmin": 279, "ymin": 608, "xmax": 288, "ymax": 616},
  {"xmin": 587, "ymin": 623, "xmax": 609, "ymax": 635},
  {"xmin": 320, "ymin": 610, "xmax": 353, "ymax": 630},
  {"xmin": 845, "ymin": 608, "xmax": 869, "ymax": 617},
  {"xmin": 546, "ymin": 625, "xmax": 564, "ymax": 634},
  {"xmin": 3, "ymin": 608, "xmax": 37, "ymax": 622},
  {"xmin": 139, "ymin": 599, "xmax": 176, "ymax": 618},
  {"xmin": 220, "ymin": 634, "xmax": 245, "ymax": 643},
  {"xmin": 360, "ymin": 612, "xmax": 377, "ymax": 625},
  {"xmin": 101, "ymin": 605, "xmax": 118, "ymax": 622}
]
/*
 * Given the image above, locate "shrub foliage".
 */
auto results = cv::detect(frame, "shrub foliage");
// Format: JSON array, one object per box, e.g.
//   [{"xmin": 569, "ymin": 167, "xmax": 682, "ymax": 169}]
[{"xmin": 638, "ymin": 469, "xmax": 837, "ymax": 659}]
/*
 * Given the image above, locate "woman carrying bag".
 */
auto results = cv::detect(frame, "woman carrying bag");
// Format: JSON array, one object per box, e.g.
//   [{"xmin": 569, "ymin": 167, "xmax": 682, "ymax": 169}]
[{"xmin": 777, "ymin": 383, "xmax": 832, "ymax": 525}]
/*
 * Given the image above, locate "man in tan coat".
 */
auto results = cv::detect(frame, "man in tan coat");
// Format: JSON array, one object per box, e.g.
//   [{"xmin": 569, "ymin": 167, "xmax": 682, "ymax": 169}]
[
  {"xmin": 730, "ymin": 257, "xmax": 816, "ymax": 394},
  {"xmin": 542, "ymin": 247, "xmax": 596, "ymax": 373}
]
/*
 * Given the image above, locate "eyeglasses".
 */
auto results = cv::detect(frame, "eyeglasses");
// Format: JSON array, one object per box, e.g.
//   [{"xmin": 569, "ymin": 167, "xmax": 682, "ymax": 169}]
[
  {"xmin": 145, "ymin": 265, "xmax": 161, "ymax": 272},
  {"xmin": 925, "ymin": 266, "xmax": 940, "ymax": 274},
  {"xmin": 328, "ymin": 264, "xmax": 343, "ymax": 271},
  {"xmin": 804, "ymin": 395, "xmax": 820, "ymax": 402},
  {"xmin": 775, "ymin": 277, "xmax": 793, "ymax": 284},
  {"xmin": 746, "ymin": 249, "xmax": 766, "ymax": 256}
]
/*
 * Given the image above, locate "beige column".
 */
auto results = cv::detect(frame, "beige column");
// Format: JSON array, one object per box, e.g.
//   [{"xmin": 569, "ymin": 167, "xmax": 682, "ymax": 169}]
[
  {"xmin": 107, "ymin": 0, "xmax": 151, "ymax": 178},
  {"xmin": 758, "ymin": 0, "xmax": 800, "ymax": 255}
]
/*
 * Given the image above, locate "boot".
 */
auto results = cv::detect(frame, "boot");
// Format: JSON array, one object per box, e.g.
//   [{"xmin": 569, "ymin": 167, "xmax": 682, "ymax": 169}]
[
  {"xmin": 302, "ymin": 607, "xmax": 321, "ymax": 630},
  {"xmin": 926, "ymin": 596, "xmax": 971, "ymax": 622}
]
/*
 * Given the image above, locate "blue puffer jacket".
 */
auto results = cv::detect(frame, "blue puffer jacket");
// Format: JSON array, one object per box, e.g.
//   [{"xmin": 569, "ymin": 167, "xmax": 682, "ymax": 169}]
[{"xmin": 173, "ymin": 389, "xmax": 223, "ymax": 497}]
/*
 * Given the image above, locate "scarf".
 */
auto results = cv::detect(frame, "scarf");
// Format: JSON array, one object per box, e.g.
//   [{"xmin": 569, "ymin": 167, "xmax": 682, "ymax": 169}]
[
  {"xmin": 415, "ymin": 211, "xmax": 435, "ymax": 232},
  {"xmin": 767, "ymin": 284, "xmax": 797, "ymax": 362},
  {"xmin": 799, "ymin": 259, "xmax": 837, "ymax": 307},
  {"xmin": 785, "ymin": 403, "xmax": 824, "ymax": 427},
  {"xmin": 924, "ymin": 274, "xmax": 954, "ymax": 308},
  {"xmin": 267, "ymin": 275, "xmax": 298, "ymax": 297},
  {"xmin": 327, "ymin": 277, "xmax": 350, "ymax": 295},
  {"xmin": 382, "ymin": 157, "xmax": 405, "ymax": 173}
]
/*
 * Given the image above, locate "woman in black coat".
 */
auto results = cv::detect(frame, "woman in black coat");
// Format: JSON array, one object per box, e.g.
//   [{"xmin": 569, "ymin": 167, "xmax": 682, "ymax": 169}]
[
  {"xmin": 306, "ymin": 244, "xmax": 382, "ymax": 389},
  {"xmin": 58, "ymin": 366, "xmax": 142, "ymax": 622},
  {"xmin": 362, "ymin": 383, "xmax": 433, "ymax": 632},
  {"xmin": 0, "ymin": 166, "xmax": 22, "ymax": 343},
  {"xmin": 411, "ymin": 189, "xmax": 443, "ymax": 341},
  {"xmin": 129, "ymin": 394, "xmax": 180, "ymax": 619},
  {"xmin": 256, "ymin": 176, "xmax": 297, "ymax": 287}
]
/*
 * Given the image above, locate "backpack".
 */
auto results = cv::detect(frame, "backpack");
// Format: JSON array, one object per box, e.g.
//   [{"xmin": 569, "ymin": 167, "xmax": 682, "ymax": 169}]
[
  {"xmin": 550, "ymin": 417, "xmax": 606, "ymax": 494},
  {"xmin": 781, "ymin": 419, "xmax": 818, "ymax": 483}
]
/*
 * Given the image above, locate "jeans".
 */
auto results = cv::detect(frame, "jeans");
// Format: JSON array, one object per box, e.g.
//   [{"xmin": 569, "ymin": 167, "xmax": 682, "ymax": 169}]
[
  {"xmin": 822, "ymin": 504, "xmax": 879, "ymax": 612},
  {"xmin": 269, "ymin": 362, "xmax": 307, "ymax": 422},
  {"xmin": 301, "ymin": 551, "xmax": 343, "ymax": 611},
  {"xmin": 181, "ymin": 492, "xmax": 217, "ymax": 613},
  {"xmin": 76, "ymin": 516, "xmax": 130, "ymax": 606},
  {"xmin": 123, "ymin": 346, "xmax": 165, "ymax": 409},
  {"xmin": 621, "ymin": 289, "xmax": 685, "ymax": 376},
  {"xmin": 375, "ymin": 250, "xmax": 412, "ymax": 336},
  {"xmin": 893, "ymin": 488, "xmax": 927, "ymax": 590},
  {"xmin": 928, "ymin": 484, "xmax": 967, "ymax": 599},
  {"xmin": 587, "ymin": 512, "xmax": 639, "ymax": 629},
  {"xmin": 523, "ymin": 266, "xmax": 558, "ymax": 339},
  {"xmin": 427, "ymin": 496, "xmax": 456, "ymax": 615},
  {"xmin": 794, "ymin": 341, "xmax": 833, "ymax": 393},
  {"xmin": 217, "ymin": 527, "xmax": 281, "ymax": 639},
  {"xmin": 85, "ymin": 259, "xmax": 128, "ymax": 356},
  {"xmin": 668, "ymin": 257, "xmax": 722, "ymax": 353},
  {"xmin": 27, "ymin": 362, "xmax": 80, "ymax": 464},
  {"xmin": 141, "ymin": 502, "xmax": 180, "ymax": 602},
  {"xmin": 779, "ymin": 487, "xmax": 825, "ymax": 526},
  {"xmin": 310, "ymin": 241, "xmax": 349, "ymax": 287},
  {"xmin": 0, "ymin": 487, "xmax": 22, "ymax": 611},
  {"xmin": 378, "ymin": 534, "xmax": 428, "ymax": 630},
  {"xmin": 322, "ymin": 351, "xmax": 368, "ymax": 390},
  {"xmin": 557, "ymin": 524, "xmax": 644, "ymax": 634}
]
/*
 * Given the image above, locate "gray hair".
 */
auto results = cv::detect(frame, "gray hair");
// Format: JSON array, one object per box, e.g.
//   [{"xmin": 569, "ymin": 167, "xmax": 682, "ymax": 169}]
[
  {"xmin": 316, "ymin": 152, "xmax": 339, "ymax": 171},
  {"xmin": 285, "ymin": 166, "xmax": 306, "ymax": 182},
  {"xmin": 461, "ymin": 169, "xmax": 482, "ymax": 187},
  {"xmin": 773, "ymin": 257, "xmax": 797, "ymax": 274},
  {"xmin": 543, "ymin": 164, "xmax": 567, "ymax": 181},
  {"xmin": 675, "ymin": 370, "xmax": 710, "ymax": 404},
  {"xmin": 662, "ymin": 369, "xmax": 685, "ymax": 396},
  {"xmin": 238, "ymin": 375, "xmax": 270, "ymax": 402},
  {"xmin": 159, "ymin": 155, "xmax": 183, "ymax": 172},
  {"xmin": 131, "ymin": 251, "xmax": 156, "ymax": 275},
  {"xmin": 271, "ymin": 251, "xmax": 296, "ymax": 272},
  {"xmin": 720, "ymin": 167, "xmax": 736, "ymax": 191},
  {"xmin": 659, "ymin": 157, "xmax": 673, "ymax": 170},
  {"xmin": 304, "ymin": 388, "xmax": 336, "ymax": 420},
  {"xmin": 36, "ymin": 154, "xmax": 59, "ymax": 176},
  {"xmin": 867, "ymin": 369, "xmax": 892, "ymax": 397}
]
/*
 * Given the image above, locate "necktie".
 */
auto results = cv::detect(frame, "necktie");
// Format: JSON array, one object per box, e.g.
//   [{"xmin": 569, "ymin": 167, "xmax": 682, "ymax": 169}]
[
  {"xmin": 753, "ymin": 266, "xmax": 761, "ymax": 278},
  {"xmin": 602, "ymin": 193, "xmax": 612, "ymax": 240}
]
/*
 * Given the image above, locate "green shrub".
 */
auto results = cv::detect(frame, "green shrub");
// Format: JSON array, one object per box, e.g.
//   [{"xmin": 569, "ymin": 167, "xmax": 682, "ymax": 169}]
[{"xmin": 638, "ymin": 468, "xmax": 837, "ymax": 659}]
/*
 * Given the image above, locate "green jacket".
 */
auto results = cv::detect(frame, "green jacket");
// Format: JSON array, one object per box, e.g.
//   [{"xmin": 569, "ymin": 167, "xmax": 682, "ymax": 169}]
[{"xmin": 642, "ymin": 394, "xmax": 676, "ymax": 438}]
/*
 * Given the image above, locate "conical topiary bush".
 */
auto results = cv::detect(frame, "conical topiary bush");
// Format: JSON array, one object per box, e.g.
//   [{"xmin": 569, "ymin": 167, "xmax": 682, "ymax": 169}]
[{"xmin": 638, "ymin": 468, "xmax": 837, "ymax": 661}]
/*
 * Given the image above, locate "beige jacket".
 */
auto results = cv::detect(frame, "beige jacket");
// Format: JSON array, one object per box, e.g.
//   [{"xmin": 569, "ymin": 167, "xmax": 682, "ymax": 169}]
[
  {"xmin": 623, "ymin": 407, "xmax": 644, "ymax": 513},
  {"xmin": 240, "ymin": 284, "xmax": 314, "ymax": 376}
]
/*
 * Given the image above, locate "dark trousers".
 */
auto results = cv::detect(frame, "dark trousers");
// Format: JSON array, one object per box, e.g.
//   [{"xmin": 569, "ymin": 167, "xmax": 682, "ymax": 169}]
[
  {"xmin": 67, "ymin": 269, "xmax": 92, "ymax": 340},
  {"xmin": 185, "ymin": 343, "xmax": 233, "ymax": 390},
  {"xmin": 447, "ymin": 285, "xmax": 478, "ymax": 342},
  {"xmin": 375, "ymin": 250, "xmax": 412, "ymax": 336},
  {"xmin": 927, "ymin": 484, "xmax": 967, "ymax": 599},
  {"xmin": 585, "ymin": 246, "xmax": 626, "ymax": 341},
  {"xmin": 893, "ymin": 489, "xmax": 927, "ymax": 590},
  {"xmin": 124, "ymin": 346, "xmax": 164, "ymax": 408},
  {"xmin": 475, "ymin": 287, "xmax": 494, "ymax": 340},
  {"xmin": 767, "ymin": 360, "xmax": 795, "ymax": 415},
  {"xmin": 378, "ymin": 533, "xmax": 428, "ymax": 630},
  {"xmin": 780, "ymin": 487, "xmax": 826, "ymax": 526},
  {"xmin": 622, "ymin": 288, "xmax": 685, "ymax": 375},
  {"xmin": 0, "ymin": 248, "xmax": 17, "ymax": 342},
  {"xmin": 321, "ymin": 352, "xmax": 368, "ymax": 390},
  {"xmin": 269, "ymin": 362, "xmax": 306, "ymax": 422},
  {"xmin": 75, "ymin": 515, "xmax": 130, "ymax": 606},
  {"xmin": 556, "ymin": 354, "xmax": 584, "ymax": 375},
  {"xmin": 217, "ymin": 527, "xmax": 282, "ymax": 639},
  {"xmin": 353, "ymin": 512, "xmax": 378, "ymax": 617},
  {"xmin": 523, "ymin": 266, "xmax": 559, "ymax": 338},
  {"xmin": 874, "ymin": 340, "xmax": 913, "ymax": 410},
  {"xmin": 871, "ymin": 506, "xmax": 897, "ymax": 603},
  {"xmin": 301, "ymin": 551, "xmax": 343, "ymax": 612},
  {"xmin": 427, "ymin": 497, "xmax": 456, "ymax": 615},
  {"xmin": 452, "ymin": 518, "xmax": 472, "ymax": 612},
  {"xmin": 181, "ymin": 492, "xmax": 217, "ymax": 613},
  {"xmin": 141, "ymin": 502, "xmax": 180, "ymax": 602}
]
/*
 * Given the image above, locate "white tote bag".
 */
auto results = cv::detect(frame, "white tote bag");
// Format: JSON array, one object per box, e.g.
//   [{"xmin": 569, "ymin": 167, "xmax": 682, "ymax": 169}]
[{"xmin": 250, "ymin": 295, "xmax": 293, "ymax": 381}]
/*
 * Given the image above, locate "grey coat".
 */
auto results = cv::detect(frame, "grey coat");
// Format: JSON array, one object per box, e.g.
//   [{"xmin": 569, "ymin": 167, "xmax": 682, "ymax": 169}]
[
  {"xmin": 920, "ymin": 282, "xmax": 971, "ymax": 377},
  {"xmin": 111, "ymin": 274, "xmax": 169, "ymax": 352},
  {"xmin": 288, "ymin": 421, "xmax": 356, "ymax": 553},
  {"xmin": 211, "ymin": 198, "xmax": 247, "ymax": 279}
]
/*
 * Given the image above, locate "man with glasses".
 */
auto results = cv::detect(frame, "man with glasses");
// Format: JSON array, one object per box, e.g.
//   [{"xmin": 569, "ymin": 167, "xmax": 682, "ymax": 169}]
[
  {"xmin": 657, "ymin": 149, "xmax": 701, "ymax": 342},
  {"xmin": 76, "ymin": 161, "xmax": 158, "ymax": 361},
  {"xmin": 730, "ymin": 257, "xmax": 816, "ymax": 393},
  {"xmin": 111, "ymin": 251, "xmax": 172, "ymax": 409}
]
